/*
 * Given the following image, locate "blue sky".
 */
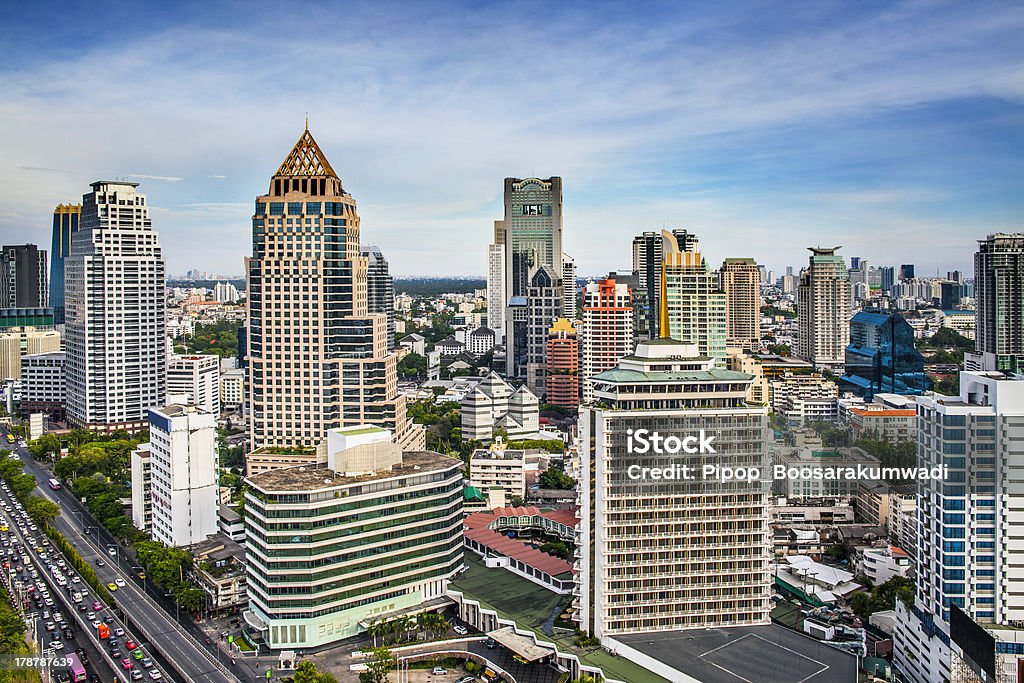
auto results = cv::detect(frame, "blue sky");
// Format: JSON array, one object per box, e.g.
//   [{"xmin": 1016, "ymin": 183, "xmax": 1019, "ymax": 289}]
[{"xmin": 1, "ymin": 0, "xmax": 1022, "ymax": 277}]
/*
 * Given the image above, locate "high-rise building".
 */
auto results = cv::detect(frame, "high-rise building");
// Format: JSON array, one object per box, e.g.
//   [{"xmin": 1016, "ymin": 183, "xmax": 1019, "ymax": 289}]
[
  {"xmin": 893, "ymin": 372, "xmax": 1024, "ymax": 683},
  {"xmin": 561, "ymin": 253, "xmax": 577, "ymax": 319},
  {"xmin": 134, "ymin": 404, "xmax": 219, "ymax": 547},
  {"xmin": 796, "ymin": 247, "xmax": 851, "ymax": 370},
  {"xmin": 213, "ymin": 282, "xmax": 239, "ymax": 303},
  {"xmin": 603, "ymin": 270, "xmax": 649, "ymax": 345},
  {"xmin": 49, "ymin": 204, "xmax": 81, "ymax": 324},
  {"xmin": 839, "ymin": 310, "xmax": 929, "ymax": 399},
  {"xmin": 65, "ymin": 181, "xmax": 166, "ymax": 432},
  {"xmin": 580, "ymin": 278, "xmax": 633, "ymax": 404},
  {"xmin": 879, "ymin": 266, "xmax": 895, "ymax": 295},
  {"xmin": 662, "ymin": 230, "xmax": 727, "ymax": 361},
  {"xmin": 544, "ymin": 318, "xmax": 578, "ymax": 409},
  {"xmin": 632, "ymin": 229, "xmax": 698, "ymax": 339},
  {"xmin": 20, "ymin": 351, "xmax": 65, "ymax": 421},
  {"xmin": 167, "ymin": 354, "xmax": 221, "ymax": 414},
  {"xmin": 577, "ymin": 339, "xmax": 771, "ymax": 637},
  {"xmin": 524, "ymin": 265, "xmax": 563, "ymax": 395},
  {"xmin": 361, "ymin": 245, "xmax": 396, "ymax": 351},
  {"xmin": 719, "ymin": 257, "xmax": 762, "ymax": 350},
  {"xmin": 246, "ymin": 127, "xmax": 423, "ymax": 463},
  {"xmin": 486, "ymin": 240, "xmax": 505, "ymax": 336},
  {"xmin": 1, "ymin": 244, "xmax": 47, "ymax": 309},
  {"xmin": 243, "ymin": 426, "xmax": 463, "ymax": 649},
  {"xmin": 0, "ymin": 327, "xmax": 60, "ymax": 382},
  {"xmin": 500, "ymin": 178, "xmax": 563, "ymax": 382},
  {"xmin": 973, "ymin": 234, "xmax": 1024, "ymax": 373},
  {"xmin": 899, "ymin": 264, "xmax": 915, "ymax": 281}
]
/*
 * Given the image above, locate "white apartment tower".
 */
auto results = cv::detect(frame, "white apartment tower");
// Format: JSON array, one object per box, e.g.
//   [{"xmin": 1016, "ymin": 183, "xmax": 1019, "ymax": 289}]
[
  {"xmin": 894, "ymin": 372, "xmax": 1024, "ymax": 683},
  {"xmin": 65, "ymin": 181, "xmax": 166, "ymax": 432},
  {"xmin": 142, "ymin": 404, "xmax": 220, "ymax": 547},
  {"xmin": 580, "ymin": 278, "xmax": 633, "ymax": 404},
  {"xmin": 577, "ymin": 339, "xmax": 772, "ymax": 637},
  {"xmin": 246, "ymin": 127, "xmax": 423, "ymax": 467},
  {"xmin": 797, "ymin": 247, "xmax": 851, "ymax": 370},
  {"xmin": 167, "ymin": 354, "xmax": 221, "ymax": 414},
  {"xmin": 562, "ymin": 253, "xmax": 577, "ymax": 319},
  {"xmin": 487, "ymin": 225, "xmax": 505, "ymax": 336}
]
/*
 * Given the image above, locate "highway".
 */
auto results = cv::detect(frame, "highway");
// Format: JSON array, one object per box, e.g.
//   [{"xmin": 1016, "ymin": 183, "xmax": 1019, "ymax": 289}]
[{"xmin": 1, "ymin": 431, "xmax": 239, "ymax": 683}]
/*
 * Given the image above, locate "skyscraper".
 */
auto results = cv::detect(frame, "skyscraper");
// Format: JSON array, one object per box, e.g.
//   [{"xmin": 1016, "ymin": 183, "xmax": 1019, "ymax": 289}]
[
  {"xmin": 544, "ymin": 318, "xmax": 578, "ymax": 409},
  {"xmin": 662, "ymin": 230, "xmax": 727, "ymax": 361},
  {"xmin": 361, "ymin": 245, "xmax": 396, "ymax": 351},
  {"xmin": 580, "ymin": 278, "xmax": 633, "ymax": 404},
  {"xmin": 500, "ymin": 177, "xmax": 563, "ymax": 381},
  {"xmin": 486, "ymin": 236, "xmax": 505, "ymax": 336},
  {"xmin": 49, "ymin": 203, "xmax": 80, "ymax": 323},
  {"xmin": 246, "ymin": 127, "xmax": 422, "ymax": 461},
  {"xmin": 719, "ymin": 257, "xmax": 762, "ymax": 350},
  {"xmin": 65, "ymin": 181, "xmax": 166, "ymax": 432},
  {"xmin": 899, "ymin": 264, "xmax": 915, "ymax": 280},
  {"xmin": 973, "ymin": 234, "xmax": 1024, "ymax": 373},
  {"xmin": 632, "ymin": 229, "xmax": 698, "ymax": 339},
  {"xmin": 577, "ymin": 339, "xmax": 771, "ymax": 636},
  {"xmin": 893, "ymin": 372, "xmax": 1024, "ymax": 683},
  {"xmin": 797, "ymin": 247, "xmax": 851, "ymax": 370},
  {"xmin": 524, "ymin": 265, "xmax": 563, "ymax": 395},
  {"xmin": 561, "ymin": 252, "xmax": 577, "ymax": 319},
  {"xmin": 839, "ymin": 310, "xmax": 929, "ymax": 399},
  {"xmin": 1, "ymin": 244, "xmax": 47, "ymax": 309},
  {"xmin": 879, "ymin": 265, "xmax": 895, "ymax": 295}
]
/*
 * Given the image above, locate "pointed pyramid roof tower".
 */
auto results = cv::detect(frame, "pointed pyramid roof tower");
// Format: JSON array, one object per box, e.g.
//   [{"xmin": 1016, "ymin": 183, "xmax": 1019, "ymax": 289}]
[{"xmin": 276, "ymin": 126, "xmax": 339, "ymax": 179}]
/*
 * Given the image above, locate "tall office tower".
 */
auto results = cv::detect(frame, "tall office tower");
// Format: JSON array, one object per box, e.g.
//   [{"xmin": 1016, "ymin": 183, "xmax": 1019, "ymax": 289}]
[
  {"xmin": 850, "ymin": 256, "xmax": 861, "ymax": 270},
  {"xmin": 244, "ymin": 426, "xmax": 463, "ymax": 649},
  {"xmin": 848, "ymin": 258, "xmax": 870, "ymax": 303},
  {"xmin": 580, "ymin": 278, "xmax": 633, "ymax": 404},
  {"xmin": 796, "ymin": 247, "xmax": 851, "ymax": 371},
  {"xmin": 948, "ymin": 270, "xmax": 964, "ymax": 283},
  {"xmin": 839, "ymin": 310, "xmax": 929, "ymax": 399},
  {"xmin": 500, "ymin": 177, "xmax": 564, "ymax": 382},
  {"xmin": 1, "ymin": 244, "xmax": 48, "ymax": 309},
  {"xmin": 719, "ymin": 257, "xmax": 762, "ymax": 350},
  {"xmin": 893, "ymin": 372, "xmax": 1024, "ymax": 683},
  {"xmin": 487, "ymin": 237, "xmax": 505, "ymax": 336},
  {"xmin": 604, "ymin": 270, "xmax": 649, "ymax": 345},
  {"xmin": 361, "ymin": 245, "xmax": 396, "ymax": 351},
  {"xmin": 246, "ymin": 127, "xmax": 422, "ymax": 460},
  {"xmin": 133, "ymin": 404, "xmax": 219, "ymax": 547},
  {"xmin": 49, "ymin": 204, "xmax": 81, "ymax": 323},
  {"xmin": 786, "ymin": 266, "xmax": 794, "ymax": 276},
  {"xmin": 632, "ymin": 229, "xmax": 698, "ymax": 339},
  {"xmin": 577, "ymin": 339, "xmax": 771, "ymax": 637},
  {"xmin": 879, "ymin": 266, "xmax": 895, "ymax": 295},
  {"xmin": 561, "ymin": 253, "xmax": 577, "ymax": 319},
  {"xmin": 167, "ymin": 354, "xmax": 221, "ymax": 414},
  {"xmin": 899, "ymin": 264, "xmax": 915, "ymax": 280},
  {"xmin": 523, "ymin": 266, "xmax": 563, "ymax": 395},
  {"xmin": 65, "ymin": 181, "xmax": 166, "ymax": 432},
  {"xmin": 662, "ymin": 230, "xmax": 727, "ymax": 361},
  {"xmin": 544, "ymin": 318, "xmax": 579, "ymax": 409},
  {"xmin": 973, "ymin": 234, "xmax": 1024, "ymax": 373}
]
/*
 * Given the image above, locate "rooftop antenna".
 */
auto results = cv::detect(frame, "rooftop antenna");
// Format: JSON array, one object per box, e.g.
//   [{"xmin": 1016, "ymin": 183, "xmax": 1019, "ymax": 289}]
[{"xmin": 305, "ymin": 112, "xmax": 309, "ymax": 131}]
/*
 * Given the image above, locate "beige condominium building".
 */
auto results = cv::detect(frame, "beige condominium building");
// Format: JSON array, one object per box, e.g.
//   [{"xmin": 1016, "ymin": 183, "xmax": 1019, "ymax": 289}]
[
  {"xmin": 719, "ymin": 257, "xmax": 762, "ymax": 350},
  {"xmin": 797, "ymin": 246, "xmax": 851, "ymax": 370},
  {"xmin": 245, "ymin": 126, "xmax": 423, "ymax": 473},
  {"xmin": 660, "ymin": 230, "xmax": 727, "ymax": 362},
  {"xmin": 577, "ymin": 338, "xmax": 772, "ymax": 637}
]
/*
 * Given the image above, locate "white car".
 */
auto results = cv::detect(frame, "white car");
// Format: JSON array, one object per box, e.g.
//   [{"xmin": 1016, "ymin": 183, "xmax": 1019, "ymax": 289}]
[
  {"xmin": 148, "ymin": 673, "xmax": 163, "ymax": 681},
  {"xmin": 453, "ymin": 625, "xmax": 468, "ymax": 635},
  {"xmin": 114, "ymin": 578, "xmax": 126, "ymax": 587},
  {"xmin": 71, "ymin": 576, "xmax": 81, "ymax": 584},
  {"xmin": 49, "ymin": 640, "xmax": 64, "ymax": 650}
]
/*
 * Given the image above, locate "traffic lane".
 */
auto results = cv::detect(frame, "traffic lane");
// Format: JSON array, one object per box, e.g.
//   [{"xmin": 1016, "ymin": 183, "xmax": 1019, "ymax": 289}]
[
  {"xmin": 0, "ymin": 500, "xmax": 114, "ymax": 682},
  {"xmin": 43, "ymin": 487, "xmax": 233, "ymax": 683}
]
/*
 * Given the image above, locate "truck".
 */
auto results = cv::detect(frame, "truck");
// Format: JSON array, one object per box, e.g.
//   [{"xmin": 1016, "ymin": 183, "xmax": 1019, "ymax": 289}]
[{"xmin": 97, "ymin": 623, "xmax": 110, "ymax": 640}]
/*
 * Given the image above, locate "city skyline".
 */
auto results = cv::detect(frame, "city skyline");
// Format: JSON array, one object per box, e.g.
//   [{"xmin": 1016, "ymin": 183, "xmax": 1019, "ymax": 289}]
[{"xmin": 2, "ymin": 1, "xmax": 1022, "ymax": 277}]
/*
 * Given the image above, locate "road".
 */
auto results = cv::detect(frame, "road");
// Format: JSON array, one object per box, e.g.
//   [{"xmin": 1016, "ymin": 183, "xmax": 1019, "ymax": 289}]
[{"xmin": 2, "ymin": 431, "xmax": 239, "ymax": 683}]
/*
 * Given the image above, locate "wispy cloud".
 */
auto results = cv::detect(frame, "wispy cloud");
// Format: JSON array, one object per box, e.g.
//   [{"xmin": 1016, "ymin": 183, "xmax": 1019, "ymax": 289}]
[{"xmin": 129, "ymin": 173, "xmax": 184, "ymax": 182}]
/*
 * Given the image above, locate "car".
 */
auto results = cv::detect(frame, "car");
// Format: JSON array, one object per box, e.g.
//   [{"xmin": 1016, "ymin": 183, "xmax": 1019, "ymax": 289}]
[
  {"xmin": 453, "ymin": 625, "xmax": 468, "ymax": 635},
  {"xmin": 90, "ymin": 619, "xmax": 101, "ymax": 628},
  {"xmin": 49, "ymin": 640, "xmax": 64, "ymax": 650},
  {"xmin": 148, "ymin": 672, "xmax": 162, "ymax": 681},
  {"xmin": 87, "ymin": 612, "xmax": 96, "ymax": 620},
  {"xmin": 126, "ymin": 640, "xmax": 137, "ymax": 651},
  {"xmin": 89, "ymin": 675, "xmax": 101, "ymax": 683},
  {"xmin": 54, "ymin": 612, "xmax": 63, "ymax": 622},
  {"xmin": 71, "ymin": 576, "xmax": 81, "ymax": 584},
  {"xmin": 97, "ymin": 559, "xmax": 106, "ymax": 567},
  {"xmin": 114, "ymin": 627, "xmax": 125, "ymax": 637},
  {"xmin": 76, "ymin": 648, "xmax": 90, "ymax": 665},
  {"xmin": 456, "ymin": 677, "xmax": 475, "ymax": 683},
  {"xmin": 109, "ymin": 638, "xmax": 120, "ymax": 647},
  {"xmin": 78, "ymin": 604, "xmax": 87, "ymax": 612},
  {"xmin": 131, "ymin": 672, "xmax": 144, "ymax": 681},
  {"xmin": 137, "ymin": 571, "xmax": 146, "ymax": 580},
  {"xmin": 55, "ymin": 673, "xmax": 70, "ymax": 683},
  {"xmin": 132, "ymin": 649, "xmax": 144, "ymax": 661},
  {"xmin": 431, "ymin": 668, "xmax": 448, "ymax": 675},
  {"xmin": 92, "ymin": 601, "xmax": 102, "ymax": 611},
  {"xmin": 111, "ymin": 648, "xmax": 123, "ymax": 659},
  {"xmin": 42, "ymin": 609, "xmax": 50, "ymax": 619},
  {"xmin": 45, "ymin": 622, "xmax": 56, "ymax": 631},
  {"xmin": 107, "ymin": 582, "xmax": 118, "ymax": 591},
  {"xmin": 107, "ymin": 546, "xmax": 117, "ymax": 557},
  {"xmin": 114, "ymin": 577, "xmax": 126, "ymax": 587},
  {"xmin": 121, "ymin": 658, "xmax": 133, "ymax": 670},
  {"xmin": 62, "ymin": 628, "xmax": 73, "ymax": 640},
  {"xmin": 141, "ymin": 658, "xmax": 153, "ymax": 669},
  {"xmin": 485, "ymin": 638, "xmax": 497, "ymax": 649}
]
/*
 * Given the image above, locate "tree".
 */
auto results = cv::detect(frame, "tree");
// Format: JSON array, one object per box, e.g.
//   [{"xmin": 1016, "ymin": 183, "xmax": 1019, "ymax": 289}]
[
  {"xmin": 292, "ymin": 661, "xmax": 338, "ymax": 683},
  {"xmin": 539, "ymin": 466, "xmax": 575, "ymax": 490},
  {"xmin": 25, "ymin": 496, "xmax": 61, "ymax": 526},
  {"xmin": 359, "ymin": 647, "xmax": 395, "ymax": 683}
]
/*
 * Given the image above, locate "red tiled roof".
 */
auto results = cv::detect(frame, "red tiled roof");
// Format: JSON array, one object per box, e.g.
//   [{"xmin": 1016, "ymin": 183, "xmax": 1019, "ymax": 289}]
[{"xmin": 463, "ymin": 506, "xmax": 579, "ymax": 577}]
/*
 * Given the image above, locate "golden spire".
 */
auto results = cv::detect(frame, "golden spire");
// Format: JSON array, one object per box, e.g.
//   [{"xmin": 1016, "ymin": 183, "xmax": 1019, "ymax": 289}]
[
  {"xmin": 275, "ymin": 127, "xmax": 338, "ymax": 179},
  {"xmin": 305, "ymin": 113, "xmax": 309, "ymax": 131}
]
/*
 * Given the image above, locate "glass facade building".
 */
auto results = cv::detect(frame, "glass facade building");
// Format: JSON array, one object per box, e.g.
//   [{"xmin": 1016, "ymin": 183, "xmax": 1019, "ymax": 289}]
[
  {"xmin": 49, "ymin": 204, "xmax": 80, "ymax": 323},
  {"xmin": 841, "ymin": 310, "xmax": 929, "ymax": 399}
]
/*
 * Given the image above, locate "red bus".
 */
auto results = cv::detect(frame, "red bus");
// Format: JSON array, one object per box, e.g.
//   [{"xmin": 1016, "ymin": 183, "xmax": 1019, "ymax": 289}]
[
  {"xmin": 66, "ymin": 652, "xmax": 87, "ymax": 682},
  {"xmin": 48, "ymin": 478, "xmax": 61, "ymax": 490}
]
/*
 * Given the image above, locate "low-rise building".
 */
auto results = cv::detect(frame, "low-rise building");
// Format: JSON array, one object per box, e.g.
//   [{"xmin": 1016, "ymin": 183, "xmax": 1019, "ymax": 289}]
[
  {"xmin": 193, "ymin": 534, "xmax": 248, "ymax": 614},
  {"xmin": 855, "ymin": 545, "xmax": 912, "ymax": 585},
  {"xmin": 218, "ymin": 504, "xmax": 244, "ymax": 542},
  {"xmin": 20, "ymin": 351, "xmax": 65, "ymax": 421},
  {"xmin": 220, "ymin": 368, "xmax": 245, "ymax": 408},
  {"xmin": 130, "ymin": 443, "xmax": 153, "ymax": 535},
  {"xmin": 468, "ymin": 439, "xmax": 552, "ymax": 501},
  {"xmin": 771, "ymin": 372, "xmax": 839, "ymax": 425},
  {"xmin": 855, "ymin": 480, "xmax": 891, "ymax": 527}
]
